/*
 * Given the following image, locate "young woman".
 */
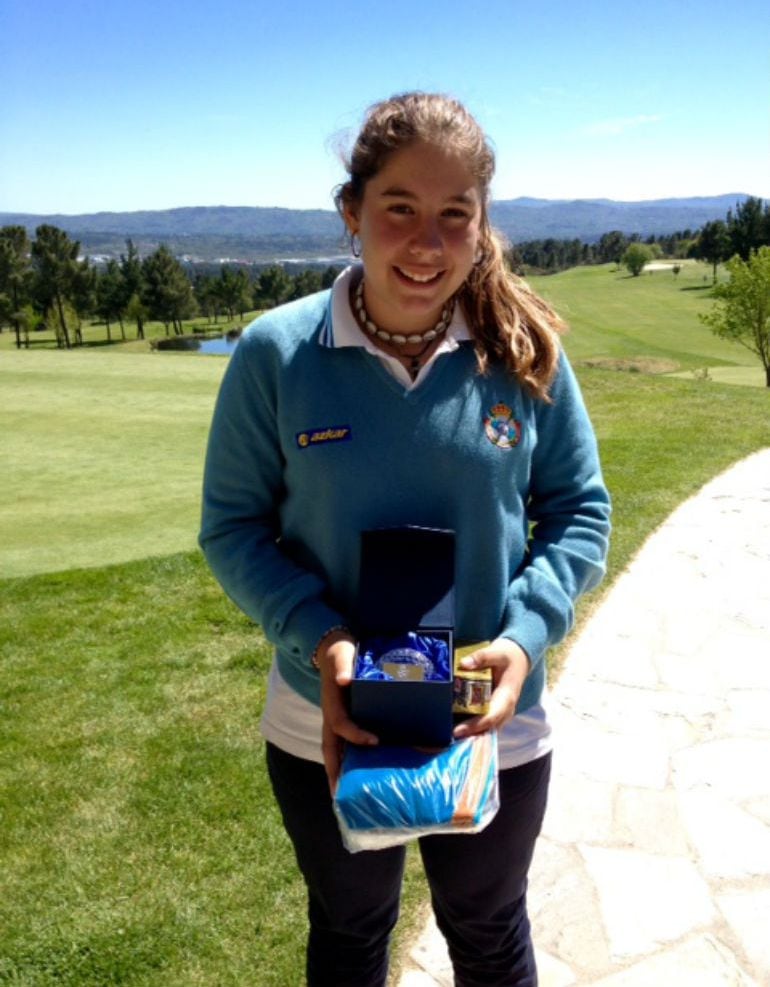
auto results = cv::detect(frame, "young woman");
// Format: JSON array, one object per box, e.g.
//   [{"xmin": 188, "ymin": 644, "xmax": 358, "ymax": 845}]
[{"xmin": 200, "ymin": 92, "xmax": 611, "ymax": 987}]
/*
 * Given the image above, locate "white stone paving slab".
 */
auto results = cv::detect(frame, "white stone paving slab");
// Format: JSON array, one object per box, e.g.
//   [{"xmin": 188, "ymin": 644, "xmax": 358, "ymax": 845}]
[
  {"xmin": 724, "ymin": 690, "xmax": 770, "ymax": 734},
  {"xmin": 535, "ymin": 949, "xmax": 577, "ymax": 986},
  {"xmin": 588, "ymin": 934, "xmax": 758, "ymax": 987},
  {"xmin": 718, "ymin": 889, "xmax": 770, "ymax": 983},
  {"xmin": 652, "ymin": 644, "xmax": 726, "ymax": 696},
  {"xmin": 612, "ymin": 787, "xmax": 691, "ymax": 856},
  {"xmin": 562, "ymin": 629, "xmax": 660, "ymax": 688},
  {"xmin": 579, "ymin": 845, "xmax": 714, "ymax": 957},
  {"xmin": 530, "ymin": 840, "xmax": 613, "ymax": 973},
  {"xmin": 677, "ymin": 789, "xmax": 770, "ymax": 878},
  {"xmin": 403, "ymin": 913, "xmax": 451, "ymax": 985},
  {"xmin": 673, "ymin": 738, "xmax": 770, "ymax": 799},
  {"xmin": 554, "ymin": 680, "xmax": 667, "ymax": 738},
  {"xmin": 660, "ymin": 602, "xmax": 723, "ymax": 658},
  {"xmin": 550, "ymin": 704, "xmax": 670, "ymax": 790},
  {"xmin": 398, "ymin": 973, "xmax": 440, "ymax": 987},
  {"xmin": 744, "ymin": 795, "xmax": 770, "ymax": 826},
  {"xmin": 696, "ymin": 630, "xmax": 770, "ymax": 689},
  {"xmin": 541, "ymin": 775, "xmax": 616, "ymax": 845},
  {"xmin": 645, "ymin": 687, "xmax": 723, "ymax": 719}
]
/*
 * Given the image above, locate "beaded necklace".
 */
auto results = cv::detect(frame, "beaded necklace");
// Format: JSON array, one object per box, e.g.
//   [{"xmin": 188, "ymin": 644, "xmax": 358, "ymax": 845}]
[{"xmin": 352, "ymin": 278, "xmax": 454, "ymax": 379}]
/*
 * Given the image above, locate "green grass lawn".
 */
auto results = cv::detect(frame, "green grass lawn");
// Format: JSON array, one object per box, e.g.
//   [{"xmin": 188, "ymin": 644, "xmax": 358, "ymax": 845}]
[
  {"xmin": 2, "ymin": 265, "xmax": 769, "ymax": 985},
  {"xmin": 0, "ymin": 552, "xmax": 431, "ymax": 986},
  {"xmin": 580, "ymin": 370, "xmax": 769, "ymax": 585},
  {"xmin": 531, "ymin": 261, "xmax": 760, "ymax": 376},
  {"xmin": 0, "ymin": 554, "xmax": 296, "ymax": 986},
  {"xmin": 0, "ymin": 350, "xmax": 224, "ymax": 579}
]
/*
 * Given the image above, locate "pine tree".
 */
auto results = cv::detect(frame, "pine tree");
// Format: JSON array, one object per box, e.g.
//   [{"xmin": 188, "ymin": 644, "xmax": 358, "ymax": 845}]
[
  {"xmin": 96, "ymin": 260, "xmax": 127, "ymax": 341},
  {"xmin": 727, "ymin": 198, "xmax": 769, "ymax": 261},
  {"xmin": 30, "ymin": 225, "xmax": 82, "ymax": 348},
  {"xmin": 0, "ymin": 225, "xmax": 32, "ymax": 349},
  {"xmin": 120, "ymin": 239, "xmax": 145, "ymax": 338},
  {"xmin": 694, "ymin": 221, "xmax": 732, "ymax": 282},
  {"xmin": 141, "ymin": 245, "xmax": 197, "ymax": 334}
]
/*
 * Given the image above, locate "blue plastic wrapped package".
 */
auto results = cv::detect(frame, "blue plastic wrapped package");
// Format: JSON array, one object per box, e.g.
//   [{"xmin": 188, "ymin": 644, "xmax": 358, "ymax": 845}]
[{"xmin": 333, "ymin": 733, "xmax": 499, "ymax": 853}]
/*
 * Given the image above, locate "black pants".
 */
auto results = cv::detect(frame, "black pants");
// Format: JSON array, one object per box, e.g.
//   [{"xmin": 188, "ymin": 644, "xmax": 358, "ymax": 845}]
[{"xmin": 266, "ymin": 743, "xmax": 551, "ymax": 987}]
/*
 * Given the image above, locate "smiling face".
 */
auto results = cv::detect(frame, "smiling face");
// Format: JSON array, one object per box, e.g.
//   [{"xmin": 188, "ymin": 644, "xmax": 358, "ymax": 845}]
[{"xmin": 343, "ymin": 141, "xmax": 483, "ymax": 335}]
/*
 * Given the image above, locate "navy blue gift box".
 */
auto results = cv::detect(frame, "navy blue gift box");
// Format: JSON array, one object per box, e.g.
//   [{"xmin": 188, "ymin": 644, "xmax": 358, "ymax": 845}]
[{"xmin": 350, "ymin": 526, "xmax": 455, "ymax": 747}]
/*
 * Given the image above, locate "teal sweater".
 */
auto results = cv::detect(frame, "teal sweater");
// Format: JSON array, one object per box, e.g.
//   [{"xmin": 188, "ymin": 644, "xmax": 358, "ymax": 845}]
[{"xmin": 199, "ymin": 290, "xmax": 611, "ymax": 714}]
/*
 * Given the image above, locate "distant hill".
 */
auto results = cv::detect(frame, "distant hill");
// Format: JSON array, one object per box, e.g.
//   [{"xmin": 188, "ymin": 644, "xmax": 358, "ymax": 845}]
[
  {"xmin": 0, "ymin": 194, "xmax": 753, "ymax": 262},
  {"xmin": 489, "ymin": 194, "xmax": 750, "ymax": 242}
]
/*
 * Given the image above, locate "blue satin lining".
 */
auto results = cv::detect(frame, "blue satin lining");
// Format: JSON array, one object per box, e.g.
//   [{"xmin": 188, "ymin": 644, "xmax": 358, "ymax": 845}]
[{"xmin": 355, "ymin": 632, "xmax": 451, "ymax": 682}]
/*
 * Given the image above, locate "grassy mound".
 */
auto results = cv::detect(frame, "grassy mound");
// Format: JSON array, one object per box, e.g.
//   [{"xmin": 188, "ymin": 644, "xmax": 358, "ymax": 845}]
[{"xmin": 578, "ymin": 356, "xmax": 681, "ymax": 374}]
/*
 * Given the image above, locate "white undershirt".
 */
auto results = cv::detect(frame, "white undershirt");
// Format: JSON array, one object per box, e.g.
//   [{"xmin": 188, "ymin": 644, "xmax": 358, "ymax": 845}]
[{"xmin": 259, "ymin": 267, "xmax": 553, "ymax": 770}]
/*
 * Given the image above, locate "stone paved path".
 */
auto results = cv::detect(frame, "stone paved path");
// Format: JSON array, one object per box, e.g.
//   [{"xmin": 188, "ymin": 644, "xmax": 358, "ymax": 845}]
[{"xmin": 397, "ymin": 449, "xmax": 770, "ymax": 986}]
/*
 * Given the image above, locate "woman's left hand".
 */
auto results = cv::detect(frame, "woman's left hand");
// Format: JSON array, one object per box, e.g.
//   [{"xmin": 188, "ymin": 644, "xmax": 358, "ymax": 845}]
[
  {"xmin": 452, "ymin": 638, "xmax": 530, "ymax": 738},
  {"xmin": 316, "ymin": 630, "xmax": 379, "ymax": 794}
]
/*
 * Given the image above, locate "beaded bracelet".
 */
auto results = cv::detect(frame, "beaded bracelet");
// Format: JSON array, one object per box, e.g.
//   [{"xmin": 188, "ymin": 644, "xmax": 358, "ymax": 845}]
[{"xmin": 310, "ymin": 625, "xmax": 355, "ymax": 670}]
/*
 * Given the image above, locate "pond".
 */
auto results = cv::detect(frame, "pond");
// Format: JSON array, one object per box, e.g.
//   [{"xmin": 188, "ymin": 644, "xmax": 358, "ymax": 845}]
[{"xmin": 154, "ymin": 332, "xmax": 240, "ymax": 356}]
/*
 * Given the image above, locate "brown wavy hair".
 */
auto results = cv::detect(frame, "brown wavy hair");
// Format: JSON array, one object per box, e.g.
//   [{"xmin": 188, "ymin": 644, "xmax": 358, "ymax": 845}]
[{"xmin": 334, "ymin": 92, "xmax": 565, "ymax": 401}]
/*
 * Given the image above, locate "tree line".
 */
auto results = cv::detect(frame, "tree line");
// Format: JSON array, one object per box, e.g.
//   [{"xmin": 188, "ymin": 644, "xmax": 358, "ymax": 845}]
[
  {"xmin": 0, "ymin": 224, "xmax": 342, "ymax": 349},
  {"xmin": 688, "ymin": 197, "xmax": 770, "ymax": 280},
  {"xmin": 508, "ymin": 197, "xmax": 770, "ymax": 276},
  {"xmin": 508, "ymin": 229, "xmax": 695, "ymax": 273},
  {"xmin": 2, "ymin": 198, "xmax": 768, "ymax": 349}
]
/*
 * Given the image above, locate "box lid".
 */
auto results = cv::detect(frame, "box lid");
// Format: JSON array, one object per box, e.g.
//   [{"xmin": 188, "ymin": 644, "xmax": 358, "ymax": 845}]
[{"xmin": 356, "ymin": 526, "xmax": 455, "ymax": 635}]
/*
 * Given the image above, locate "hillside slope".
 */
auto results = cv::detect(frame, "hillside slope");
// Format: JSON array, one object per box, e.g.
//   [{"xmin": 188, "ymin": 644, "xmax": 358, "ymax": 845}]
[{"xmin": 1, "ymin": 194, "xmax": 754, "ymax": 261}]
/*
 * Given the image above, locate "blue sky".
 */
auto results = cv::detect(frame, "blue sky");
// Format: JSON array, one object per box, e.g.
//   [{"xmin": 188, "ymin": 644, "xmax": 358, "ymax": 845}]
[{"xmin": 1, "ymin": 0, "xmax": 768, "ymax": 214}]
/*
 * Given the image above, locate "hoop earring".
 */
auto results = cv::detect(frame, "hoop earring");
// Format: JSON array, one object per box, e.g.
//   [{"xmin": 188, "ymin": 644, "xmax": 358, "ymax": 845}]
[{"xmin": 351, "ymin": 233, "xmax": 362, "ymax": 258}]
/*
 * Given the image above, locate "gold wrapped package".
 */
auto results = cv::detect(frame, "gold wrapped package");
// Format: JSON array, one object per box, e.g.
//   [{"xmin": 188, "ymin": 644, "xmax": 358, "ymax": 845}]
[{"xmin": 452, "ymin": 643, "xmax": 493, "ymax": 716}]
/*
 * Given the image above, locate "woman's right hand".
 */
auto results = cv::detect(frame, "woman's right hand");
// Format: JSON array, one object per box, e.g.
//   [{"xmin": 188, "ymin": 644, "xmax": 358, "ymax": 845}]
[{"xmin": 316, "ymin": 629, "xmax": 378, "ymax": 794}]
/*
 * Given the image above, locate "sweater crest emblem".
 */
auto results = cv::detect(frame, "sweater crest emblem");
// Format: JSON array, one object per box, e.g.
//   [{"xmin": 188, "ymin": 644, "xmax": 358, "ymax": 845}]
[{"xmin": 483, "ymin": 403, "xmax": 521, "ymax": 450}]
